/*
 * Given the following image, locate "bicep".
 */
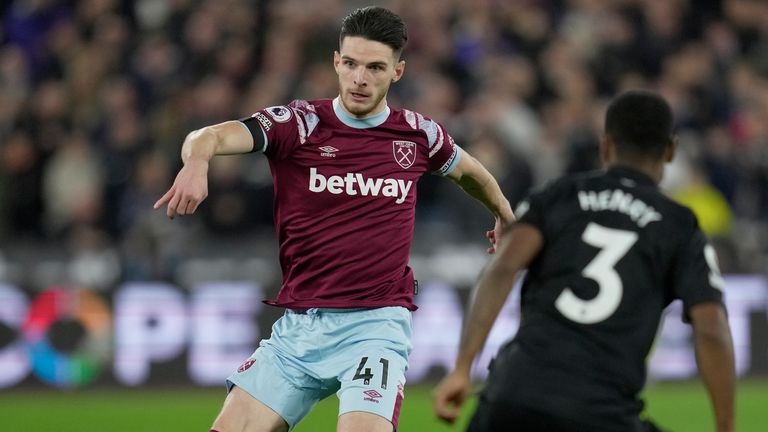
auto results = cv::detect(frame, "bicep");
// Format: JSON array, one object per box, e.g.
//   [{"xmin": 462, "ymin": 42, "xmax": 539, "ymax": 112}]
[
  {"xmin": 690, "ymin": 302, "xmax": 729, "ymax": 337},
  {"xmin": 209, "ymin": 120, "xmax": 256, "ymax": 155},
  {"xmin": 445, "ymin": 147, "xmax": 476, "ymax": 182}
]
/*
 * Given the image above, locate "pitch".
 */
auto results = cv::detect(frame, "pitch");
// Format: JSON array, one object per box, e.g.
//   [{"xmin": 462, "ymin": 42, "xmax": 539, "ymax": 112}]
[{"xmin": 2, "ymin": 381, "xmax": 766, "ymax": 431}]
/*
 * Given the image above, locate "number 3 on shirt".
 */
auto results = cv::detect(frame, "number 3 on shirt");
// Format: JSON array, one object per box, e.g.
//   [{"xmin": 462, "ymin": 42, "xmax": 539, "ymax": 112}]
[{"xmin": 556, "ymin": 223, "xmax": 638, "ymax": 324}]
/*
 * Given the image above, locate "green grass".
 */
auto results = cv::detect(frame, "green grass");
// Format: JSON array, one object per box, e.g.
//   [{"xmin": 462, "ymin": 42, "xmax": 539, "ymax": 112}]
[{"xmin": 1, "ymin": 381, "xmax": 766, "ymax": 431}]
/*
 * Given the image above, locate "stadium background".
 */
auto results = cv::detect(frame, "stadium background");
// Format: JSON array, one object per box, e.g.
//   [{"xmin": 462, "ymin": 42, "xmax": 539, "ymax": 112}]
[{"xmin": 1, "ymin": 0, "xmax": 767, "ymax": 430}]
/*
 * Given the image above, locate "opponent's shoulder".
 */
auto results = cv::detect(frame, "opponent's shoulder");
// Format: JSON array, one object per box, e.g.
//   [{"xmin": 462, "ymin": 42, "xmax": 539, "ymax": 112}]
[{"xmin": 528, "ymin": 170, "xmax": 599, "ymax": 204}]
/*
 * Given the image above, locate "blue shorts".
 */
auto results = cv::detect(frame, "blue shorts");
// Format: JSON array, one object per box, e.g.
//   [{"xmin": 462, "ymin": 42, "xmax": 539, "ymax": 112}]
[{"xmin": 226, "ymin": 306, "xmax": 413, "ymax": 430}]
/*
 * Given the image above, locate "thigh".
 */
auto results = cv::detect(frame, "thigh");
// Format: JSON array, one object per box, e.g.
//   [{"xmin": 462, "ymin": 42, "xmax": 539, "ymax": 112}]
[
  {"xmin": 337, "ymin": 347, "xmax": 408, "ymax": 429},
  {"xmin": 329, "ymin": 308, "xmax": 411, "ymax": 430},
  {"xmin": 226, "ymin": 341, "xmax": 324, "ymax": 430},
  {"xmin": 212, "ymin": 386, "xmax": 288, "ymax": 432},
  {"xmin": 338, "ymin": 411, "xmax": 394, "ymax": 432}
]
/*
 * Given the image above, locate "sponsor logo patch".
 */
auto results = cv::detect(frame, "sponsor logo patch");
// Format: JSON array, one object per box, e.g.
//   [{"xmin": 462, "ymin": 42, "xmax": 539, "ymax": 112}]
[
  {"xmin": 393, "ymin": 140, "xmax": 416, "ymax": 169},
  {"xmin": 253, "ymin": 112, "xmax": 272, "ymax": 131},
  {"xmin": 363, "ymin": 389, "xmax": 383, "ymax": 403},
  {"xmin": 237, "ymin": 358, "xmax": 256, "ymax": 373},
  {"xmin": 308, "ymin": 168, "xmax": 413, "ymax": 205},
  {"xmin": 265, "ymin": 106, "xmax": 292, "ymax": 122}
]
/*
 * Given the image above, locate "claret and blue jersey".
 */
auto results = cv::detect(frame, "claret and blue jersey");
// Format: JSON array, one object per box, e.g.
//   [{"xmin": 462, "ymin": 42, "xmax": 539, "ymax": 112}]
[{"xmin": 240, "ymin": 97, "xmax": 460, "ymax": 311}]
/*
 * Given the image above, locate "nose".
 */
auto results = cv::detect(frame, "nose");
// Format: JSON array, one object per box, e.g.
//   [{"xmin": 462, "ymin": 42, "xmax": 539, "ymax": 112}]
[{"xmin": 353, "ymin": 66, "xmax": 367, "ymax": 86}]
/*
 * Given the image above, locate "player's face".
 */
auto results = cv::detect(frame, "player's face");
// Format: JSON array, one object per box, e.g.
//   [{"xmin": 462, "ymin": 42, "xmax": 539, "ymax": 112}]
[{"xmin": 334, "ymin": 36, "xmax": 404, "ymax": 118}]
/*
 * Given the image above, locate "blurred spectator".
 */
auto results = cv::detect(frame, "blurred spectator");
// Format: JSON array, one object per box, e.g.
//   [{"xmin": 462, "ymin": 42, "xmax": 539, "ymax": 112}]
[
  {"xmin": 199, "ymin": 155, "xmax": 272, "ymax": 235},
  {"xmin": 1, "ymin": 0, "xmax": 768, "ymax": 276},
  {"xmin": 671, "ymin": 162, "xmax": 734, "ymax": 238},
  {"xmin": 0, "ymin": 130, "xmax": 44, "ymax": 240},
  {"xmin": 42, "ymin": 131, "xmax": 105, "ymax": 237}
]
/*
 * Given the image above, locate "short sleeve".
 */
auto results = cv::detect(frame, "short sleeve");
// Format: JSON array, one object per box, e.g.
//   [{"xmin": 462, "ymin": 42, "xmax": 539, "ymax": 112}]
[
  {"xmin": 671, "ymin": 228, "xmax": 725, "ymax": 320},
  {"xmin": 421, "ymin": 118, "xmax": 459, "ymax": 176},
  {"xmin": 244, "ymin": 101, "xmax": 318, "ymax": 161},
  {"xmin": 513, "ymin": 188, "xmax": 548, "ymax": 233}
]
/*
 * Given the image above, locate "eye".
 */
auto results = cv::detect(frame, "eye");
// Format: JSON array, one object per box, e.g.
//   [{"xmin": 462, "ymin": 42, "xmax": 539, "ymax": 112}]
[
  {"xmin": 343, "ymin": 60, "xmax": 355, "ymax": 67},
  {"xmin": 369, "ymin": 64, "xmax": 385, "ymax": 72}
]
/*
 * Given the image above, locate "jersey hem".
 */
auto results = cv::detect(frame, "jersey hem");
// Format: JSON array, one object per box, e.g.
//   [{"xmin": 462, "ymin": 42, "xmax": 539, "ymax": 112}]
[{"xmin": 262, "ymin": 299, "xmax": 418, "ymax": 311}]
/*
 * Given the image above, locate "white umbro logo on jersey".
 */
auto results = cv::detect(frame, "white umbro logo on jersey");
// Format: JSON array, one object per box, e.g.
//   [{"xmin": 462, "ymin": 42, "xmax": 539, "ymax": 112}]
[{"xmin": 319, "ymin": 146, "xmax": 339, "ymax": 158}]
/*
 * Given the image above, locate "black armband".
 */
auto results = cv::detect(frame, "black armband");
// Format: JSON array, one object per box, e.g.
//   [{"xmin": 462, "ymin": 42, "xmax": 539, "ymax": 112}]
[{"xmin": 238, "ymin": 116, "xmax": 267, "ymax": 153}]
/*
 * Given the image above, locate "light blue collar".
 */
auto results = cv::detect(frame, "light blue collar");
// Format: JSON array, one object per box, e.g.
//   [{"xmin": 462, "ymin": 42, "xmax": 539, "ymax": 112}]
[{"xmin": 333, "ymin": 97, "xmax": 390, "ymax": 129}]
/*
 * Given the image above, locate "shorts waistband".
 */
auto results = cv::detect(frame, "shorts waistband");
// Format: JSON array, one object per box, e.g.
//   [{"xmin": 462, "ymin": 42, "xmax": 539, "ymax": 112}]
[{"xmin": 287, "ymin": 307, "xmax": 374, "ymax": 315}]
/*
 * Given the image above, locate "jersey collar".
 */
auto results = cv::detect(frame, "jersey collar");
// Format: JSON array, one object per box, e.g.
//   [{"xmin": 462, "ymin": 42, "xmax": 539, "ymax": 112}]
[
  {"xmin": 606, "ymin": 166, "xmax": 657, "ymax": 188},
  {"xmin": 333, "ymin": 97, "xmax": 390, "ymax": 129}
]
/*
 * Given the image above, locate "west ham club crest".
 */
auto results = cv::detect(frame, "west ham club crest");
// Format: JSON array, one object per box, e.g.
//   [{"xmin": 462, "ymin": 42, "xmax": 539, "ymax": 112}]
[{"xmin": 393, "ymin": 140, "xmax": 416, "ymax": 169}]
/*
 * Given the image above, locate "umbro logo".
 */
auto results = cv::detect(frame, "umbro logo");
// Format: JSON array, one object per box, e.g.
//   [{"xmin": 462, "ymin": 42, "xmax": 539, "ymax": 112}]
[
  {"xmin": 319, "ymin": 146, "xmax": 338, "ymax": 158},
  {"xmin": 363, "ymin": 389, "xmax": 383, "ymax": 403}
]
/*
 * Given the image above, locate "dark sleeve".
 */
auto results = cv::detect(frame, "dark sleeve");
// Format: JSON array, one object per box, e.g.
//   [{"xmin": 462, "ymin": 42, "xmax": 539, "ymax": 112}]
[
  {"xmin": 672, "ymin": 228, "xmax": 725, "ymax": 321},
  {"xmin": 238, "ymin": 116, "xmax": 267, "ymax": 153}
]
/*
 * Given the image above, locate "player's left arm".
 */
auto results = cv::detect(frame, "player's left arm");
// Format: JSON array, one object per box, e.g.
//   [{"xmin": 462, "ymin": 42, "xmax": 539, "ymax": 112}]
[
  {"xmin": 446, "ymin": 147, "xmax": 515, "ymax": 252},
  {"xmin": 433, "ymin": 223, "xmax": 542, "ymax": 423},
  {"xmin": 690, "ymin": 302, "xmax": 735, "ymax": 432}
]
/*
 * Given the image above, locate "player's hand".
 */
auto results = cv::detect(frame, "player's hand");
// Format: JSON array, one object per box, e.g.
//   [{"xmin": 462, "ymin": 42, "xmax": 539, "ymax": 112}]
[
  {"xmin": 153, "ymin": 160, "xmax": 209, "ymax": 219},
  {"xmin": 485, "ymin": 218, "xmax": 503, "ymax": 254},
  {"xmin": 432, "ymin": 370, "xmax": 472, "ymax": 424}
]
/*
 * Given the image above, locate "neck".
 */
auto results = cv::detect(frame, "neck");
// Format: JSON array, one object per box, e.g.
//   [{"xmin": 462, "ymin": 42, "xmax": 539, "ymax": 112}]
[{"xmin": 608, "ymin": 158, "xmax": 664, "ymax": 184}]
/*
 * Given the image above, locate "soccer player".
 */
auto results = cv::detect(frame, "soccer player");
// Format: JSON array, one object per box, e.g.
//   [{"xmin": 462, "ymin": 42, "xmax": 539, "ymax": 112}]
[
  {"xmin": 154, "ymin": 6, "xmax": 514, "ymax": 432},
  {"xmin": 433, "ymin": 90, "xmax": 736, "ymax": 432}
]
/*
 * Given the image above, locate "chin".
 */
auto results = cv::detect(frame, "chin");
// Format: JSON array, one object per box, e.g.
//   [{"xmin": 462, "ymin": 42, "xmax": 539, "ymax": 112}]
[{"xmin": 343, "ymin": 99, "xmax": 375, "ymax": 117}]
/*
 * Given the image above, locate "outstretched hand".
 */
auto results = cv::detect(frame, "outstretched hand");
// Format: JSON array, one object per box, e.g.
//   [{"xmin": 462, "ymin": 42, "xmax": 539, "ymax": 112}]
[
  {"xmin": 433, "ymin": 370, "xmax": 472, "ymax": 424},
  {"xmin": 153, "ymin": 160, "xmax": 209, "ymax": 219},
  {"xmin": 485, "ymin": 218, "xmax": 504, "ymax": 254}
]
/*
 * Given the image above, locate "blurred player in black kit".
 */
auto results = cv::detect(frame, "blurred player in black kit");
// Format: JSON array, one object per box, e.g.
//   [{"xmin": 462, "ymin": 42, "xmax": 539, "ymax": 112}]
[{"xmin": 433, "ymin": 90, "xmax": 735, "ymax": 432}]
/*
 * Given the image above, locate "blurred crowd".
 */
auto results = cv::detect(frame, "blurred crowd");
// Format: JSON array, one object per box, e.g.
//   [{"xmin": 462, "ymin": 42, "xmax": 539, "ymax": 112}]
[{"xmin": 1, "ymin": 0, "xmax": 768, "ymax": 289}]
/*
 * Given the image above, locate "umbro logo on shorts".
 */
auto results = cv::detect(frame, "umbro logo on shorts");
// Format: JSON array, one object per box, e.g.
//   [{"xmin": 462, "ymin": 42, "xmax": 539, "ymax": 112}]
[{"xmin": 363, "ymin": 389, "xmax": 383, "ymax": 403}]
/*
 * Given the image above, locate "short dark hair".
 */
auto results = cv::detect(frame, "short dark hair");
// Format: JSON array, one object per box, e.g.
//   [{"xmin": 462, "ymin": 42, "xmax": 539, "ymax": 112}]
[
  {"xmin": 339, "ymin": 6, "xmax": 408, "ymax": 58},
  {"xmin": 605, "ymin": 90, "xmax": 674, "ymax": 158}
]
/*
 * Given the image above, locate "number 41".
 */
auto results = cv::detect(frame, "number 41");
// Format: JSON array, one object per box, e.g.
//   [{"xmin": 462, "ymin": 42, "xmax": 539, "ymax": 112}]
[{"xmin": 353, "ymin": 357, "xmax": 389, "ymax": 389}]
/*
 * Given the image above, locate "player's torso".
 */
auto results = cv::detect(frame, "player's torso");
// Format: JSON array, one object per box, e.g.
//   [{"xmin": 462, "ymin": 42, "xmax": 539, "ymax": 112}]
[
  {"xmin": 270, "ymin": 103, "xmax": 431, "ymax": 218},
  {"xmin": 516, "ymin": 169, "xmax": 690, "ymax": 388}
]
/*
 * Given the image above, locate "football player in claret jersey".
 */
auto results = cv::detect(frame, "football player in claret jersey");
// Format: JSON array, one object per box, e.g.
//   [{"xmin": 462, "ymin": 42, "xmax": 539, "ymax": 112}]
[
  {"xmin": 154, "ymin": 6, "xmax": 514, "ymax": 432},
  {"xmin": 434, "ymin": 91, "xmax": 736, "ymax": 432}
]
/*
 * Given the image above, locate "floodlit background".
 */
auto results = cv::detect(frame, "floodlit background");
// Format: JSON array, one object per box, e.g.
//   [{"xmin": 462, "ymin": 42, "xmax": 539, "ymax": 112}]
[{"xmin": 1, "ymin": 0, "xmax": 767, "ymax": 430}]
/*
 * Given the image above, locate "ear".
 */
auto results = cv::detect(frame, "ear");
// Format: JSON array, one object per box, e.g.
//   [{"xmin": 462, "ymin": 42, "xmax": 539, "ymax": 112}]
[
  {"xmin": 392, "ymin": 59, "xmax": 405, "ymax": 83},
  {"xmin": 333, "ymin": 51, "xmax": 341, "ymax": 74},
  {"xmin": 599, "ymin": 136, "xmax": 614, "ymax": 165},
  {"xmin": 664, "ymin": 136, "xmax": 677, "ymax": 163}
]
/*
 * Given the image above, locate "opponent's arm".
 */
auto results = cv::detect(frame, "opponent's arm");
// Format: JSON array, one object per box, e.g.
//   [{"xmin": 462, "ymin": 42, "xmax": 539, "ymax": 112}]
[
  {"xmin": 446, "ymin": 148, "xmax": 515, "ymax": 253},
  {"xmin": 690, "ymin": 302, "xmax": 735, "ymax": 432},
  {"xmin": 154, "ymin": 121, "xmax": 255, "ymax": 219},
  {"xmin": 433, "ymin": 224, "xmax": 543, "ymax": 423}
]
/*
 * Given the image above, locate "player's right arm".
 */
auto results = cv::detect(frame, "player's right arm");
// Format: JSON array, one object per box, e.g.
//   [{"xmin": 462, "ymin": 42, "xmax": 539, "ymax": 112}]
[
  {"xmin": 433, "ymin": 223, "xmax": 543, "ymax": 424},
  {"xmin": 690, "ymin": 302, "xmax": 735, "ymax": 432},
  {"xmin": 154, "ymin": 121, "xmax": 254, "ymax": 219}
]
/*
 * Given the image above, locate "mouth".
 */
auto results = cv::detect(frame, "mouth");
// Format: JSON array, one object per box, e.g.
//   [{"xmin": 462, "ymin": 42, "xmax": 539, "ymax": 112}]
[{"xmin": 349, "ymin": 91, "xmax": 369, "ymax": 102}]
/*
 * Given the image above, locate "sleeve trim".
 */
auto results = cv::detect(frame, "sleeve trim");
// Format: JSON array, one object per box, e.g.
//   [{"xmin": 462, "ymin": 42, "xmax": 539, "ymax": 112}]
[{"xmin": 238, "ymin": 117, "xmax": 267, "ymax": 152}]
